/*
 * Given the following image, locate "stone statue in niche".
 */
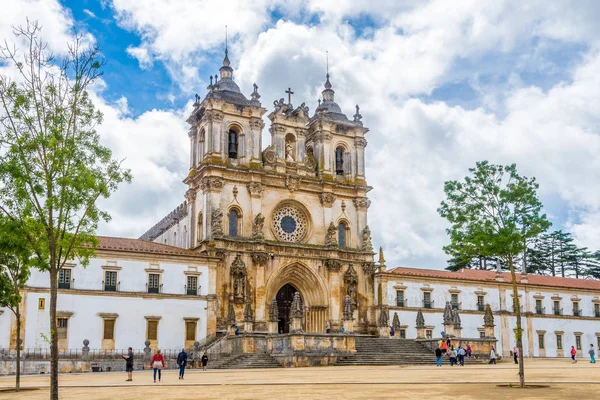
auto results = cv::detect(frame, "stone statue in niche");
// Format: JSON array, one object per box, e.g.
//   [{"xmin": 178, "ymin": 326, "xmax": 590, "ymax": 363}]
[
  {"xmin": 252, "ymin": 213, "xmax": 265, "ymax": 240},
  {"xmin": 285, "ymin": 143, "xmax": 294, "ymax": 162},
  {"xmin": 230, "ymin": 254, "xmax": 247, "ymax": 303}
]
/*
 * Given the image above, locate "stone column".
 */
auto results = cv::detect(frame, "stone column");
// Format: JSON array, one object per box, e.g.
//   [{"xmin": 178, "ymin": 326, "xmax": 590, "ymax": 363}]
[
  {"xmin": 416, "ymin": 310, "xmax": 426, "ymax": 339},
  {"xmin": 325, "ymin": 259, "xmax": 342, "ymax": 331},
  {"xmin": 268, "ymin": 299, "xmax": 279, "ymax": 334},
  {"xmin": 252, "ymin": 252, "xmax": 268, "ymax": 328}
]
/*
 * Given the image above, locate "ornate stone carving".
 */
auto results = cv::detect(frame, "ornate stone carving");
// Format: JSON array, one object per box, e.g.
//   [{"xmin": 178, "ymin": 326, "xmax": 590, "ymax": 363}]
[
  {"xmin": 246, "ymin": 182, "xmax": 263, "ymax": 198},
  {"xmin": 443, "ymin": 301, "xmax": 454, "ymax": 325},
  {"xmin": 343, "ymin": 295, "xmax": 353, "ymax": 320},
  {"xmin": 251, "ymin": 252, "xmax": 269, "ymax": 266},
  {"xmin": 249, "ymin": 118, "xmax": 263, "ymax": 130},
  {"xmin": 230, "ymin": 254, "xmax": 247, "ymax": 303},
  {"xmin": 361, "ymin": 226, "xmax": 373, "ymax": 252},
  {"xmin": 416, "ymin": 310, "xmax": 425, "ymax": 329},
  {"xmin": 353, "ymin": 197, "xmax": 371, "ymax": 210},
  {"xmin": 344, "ymin": 264, "xmax": 359, "ymax": 306},
  {"xmin": 227, "ymin": 301, "xmax": 236, "ymax": 324},
  {"xmin": 325, "ymin": 222, "xmax": 338, "ymax": 247},
  {"xmin": 319, "ymin": 192, "xmax": 336, "ymax": 207},
  {"xmin": 285, "ymin": 143, "xmax": 295, "ymax": 162},
  {"xmin": 324, "ymin": 259, "xmax": 342, "ymax": 273},
  {"xmin": 201, "ymin": 177, "xmax": 225, "ymax": 193},
  {"xmin": 290, "ymin": 292, "xmax": 304, "ymax": 319},
  {"xmin": 272, "ymin": 204, "xmax": 309, "ymax": 242},
  {"xmin": 392, "ymin": 312, "xmax": 401, "ymax": 330},
  {"xmin": 252, "ymin": 213, "xmax": 265, "ymax": 240},
  {"xmin": 378, "ymin": 306, "xmax": 389, "ymax": 327},
  {"xmin": 285, "ymin": 175, "xmax": 300, "ymax": 192},
  {"xmin": 268, "ymin": 299, "xmax": 279, "ymax": 322},
  {"xmin": 484, "ymin": 304, "xmax": 495, "ymax": 327},
  {"xmin": 354, "ymin": 137, "xmax": 367, "ymax": 148},
  {"xmin": 212, "ymin": 111, "xmax": 224, "ymax": 122},
  {"xmin": 303, "ymin": 153, "xmax": 317, "ymax": 171},
  {"xmin": 244, "ymin": 298, "xmax": 254, "ymax": 322},
  {"xmin": 362, "ymin": 262, "xmax": 377, "ymax": 276},
  {"xmin": 211, "ymin": 209, "xmax": 224, "ymax": 237},
  {"xmin": 452, "ymin": 309, "xmax": 462, "ymax": 329},
  {"xmin": 184, "ymin": 189, "xmax": 197, "ymax": 202},
  {"xmin": 262, "ymin": 145, "xmax": 276, "ymax": 165}
]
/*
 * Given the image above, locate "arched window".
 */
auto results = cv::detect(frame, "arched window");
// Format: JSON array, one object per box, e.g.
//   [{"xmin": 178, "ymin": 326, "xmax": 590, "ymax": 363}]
[
  {"xmin": 335, "ymin": 147, "xmax": 344, "ymax": 176},
  {"xmin": 197, "ymin": 212, "xmax": 203, "ymax": 243},
  {"xmin": 229, "ymin": 209, "xmax": 239, "ymax": 237},
  {"xmin": 338, "ymin": 222, "xmax": 347, "ymax": 248},
  {"xmin": 228, "ymin": 129, "xmax": 238, "ymax": 159}
]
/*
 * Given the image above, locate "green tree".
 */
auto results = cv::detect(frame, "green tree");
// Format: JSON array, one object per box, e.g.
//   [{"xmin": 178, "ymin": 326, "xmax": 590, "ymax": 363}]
[
  {"xmin": 438, "ymin": 161, "xmax": 550, "ymax": 388},
  {"xmin": 0, "ymin": 217, "xmax": 39, "ymax": 392},
  {"xmin": 0, "ymin": 22, "xmax": 131, "ymax": 399}
]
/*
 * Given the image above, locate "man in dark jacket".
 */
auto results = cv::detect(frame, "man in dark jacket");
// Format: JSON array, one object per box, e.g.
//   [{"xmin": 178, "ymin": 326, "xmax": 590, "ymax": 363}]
[
  {"xmin": 177, "ymin": 349, "xmax": 188, "ymax": 379},
  {"xmin": 122, "ymin": 347, "xmax": 134, "ymax": 381}
]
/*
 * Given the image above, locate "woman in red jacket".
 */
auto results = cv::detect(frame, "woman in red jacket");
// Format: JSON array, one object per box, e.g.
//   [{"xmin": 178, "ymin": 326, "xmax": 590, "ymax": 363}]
[{"xmin": 150, "ymin": 349, "xmax": 165, "ymax": 382}]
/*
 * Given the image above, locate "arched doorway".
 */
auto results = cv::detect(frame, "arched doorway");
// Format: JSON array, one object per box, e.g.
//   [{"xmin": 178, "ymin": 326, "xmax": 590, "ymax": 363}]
[{"xmin": 276, "ymin": 284, "xmax": 301, "ymax": 334}]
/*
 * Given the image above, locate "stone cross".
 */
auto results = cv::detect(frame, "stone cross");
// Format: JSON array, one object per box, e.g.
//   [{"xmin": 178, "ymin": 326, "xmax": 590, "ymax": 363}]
[{"xmin": 285, "ymin": 87, "xmax": 294, "ymax": 104}]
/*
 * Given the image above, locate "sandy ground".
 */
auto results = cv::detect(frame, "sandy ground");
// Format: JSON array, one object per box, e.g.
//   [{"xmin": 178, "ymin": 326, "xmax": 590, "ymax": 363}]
[{"xmin": 1, "ymin": 359, "xmax": 598, "ymax": 399}]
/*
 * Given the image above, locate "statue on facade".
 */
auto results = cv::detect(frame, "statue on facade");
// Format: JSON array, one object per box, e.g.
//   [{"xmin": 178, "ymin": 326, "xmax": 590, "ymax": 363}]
[
  {"xmin": 211, "ymin": 208, "xmax": 224, "ymax": 237},
  {"xmin": 362, "ymin": 226, "xmax": 374, "ymax": 252},
  {"xmin": 230, "ymin": 254, "xmax": 247, "ymax": 303},
  {"xmin": 252, "ymin": 213, "xmax": 265, "ymax": 240},
  {"xmin": 443, "ymin": 301, "xmax": 454, "ymax": 325},
  {"xmin": 285, "ymin": 143, "xmax": 295, "ymax": 162},
  {"xmin": 452, "ymin": 309, "xmax": 462, "ymax": 329},
  {"xmin": 344, "ymin": 264, "xmax": 359, "ymax": 305},
  {"xmin": 325, "ymin": 222, "xmax": 337, "ymax": 247},
  {"xmin": 343, "ymin": 295, "xmax": 353, "ymax": 320}
]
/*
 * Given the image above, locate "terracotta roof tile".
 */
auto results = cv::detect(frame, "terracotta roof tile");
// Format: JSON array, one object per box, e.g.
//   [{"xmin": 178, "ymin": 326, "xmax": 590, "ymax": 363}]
[
  {"xmin": 96, "ymin": 236, "xmax": 202, "ymax": 258},
  {"xmin": 386, "ymin": 266, "xmax": 600, "ymax": 291}
]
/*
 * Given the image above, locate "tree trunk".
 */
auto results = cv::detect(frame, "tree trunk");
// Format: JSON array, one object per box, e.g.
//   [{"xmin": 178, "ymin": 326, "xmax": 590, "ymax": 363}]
[
  {"xmin": 508, "ymin": 257, "xmax": 525, "ymax": 388},
  {"xmin": 15, "ymin": 308, "xmax": 20, "ymax": 392},
  {"xmin": 50, "ymin": 262, "xmax": 59, "ymax": 400}
]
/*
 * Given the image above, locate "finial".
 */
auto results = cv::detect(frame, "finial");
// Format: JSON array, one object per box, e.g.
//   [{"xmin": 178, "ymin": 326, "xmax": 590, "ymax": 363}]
[
  {"xmin": 318, "ymin": 99, "xmax": 321, "ymax": 106},
  {"xmin": 285, "ymin": 87, "xmax": 294, "ymax": 105},
  {"xmin": 353, "ymin": 104, "xmax": 362, "ymax": 122},
  {"xmin": 251, "ymin": 83, "xmax": 261, "ymax": 101},
  {"xmin": 378, "ymin": 246, "xmax": 386, "ymax": 265},
  {"xmin": 222, "ymin": 26, "xmax": 231, "ymax": 67},
  {"xmin": 210, "ymin": 76, "xmax": 213, "ymax": 85},
  {"xmin": 324, "ymin": 51, "xmax": 332, "ymax": 90},
  {"xmin": 326, "ymin": 50, "xmax": 329, "ymax": 78},
  {"xmin": 215, "ymin": 74, "xmax": 218, "ymax": 83},
  {"xmin": 225, "ymin": 25, "xmax": 228, "ymax": 54}
]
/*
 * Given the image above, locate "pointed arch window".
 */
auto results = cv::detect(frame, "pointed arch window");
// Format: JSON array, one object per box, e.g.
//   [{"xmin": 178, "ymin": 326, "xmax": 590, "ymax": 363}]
[
  {"xmin": 228, "ymin": 129, "xmax": 238, "ymax": 159},
  {"xmin": 335, "ymin": 147, "xmax": 344, "ymax": 175},
  {"xmin": 229, "ymin": 209, "xmax": 239, "ymax": 237},
  {"xmin": 338, "ymin": 222, "xmax": 347, "ymax": 248}
]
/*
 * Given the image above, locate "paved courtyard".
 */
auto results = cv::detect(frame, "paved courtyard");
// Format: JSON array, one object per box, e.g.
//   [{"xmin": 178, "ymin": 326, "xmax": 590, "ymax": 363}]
[{"xmin": 1, "ymin": 359, "xmax": 598, "ymax": 399}]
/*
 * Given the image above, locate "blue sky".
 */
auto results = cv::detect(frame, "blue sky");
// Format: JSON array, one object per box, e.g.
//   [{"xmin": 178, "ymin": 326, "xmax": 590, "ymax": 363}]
[{"xmin": 4, "ymin": 0, "xmax": 600, "ymax": 269}]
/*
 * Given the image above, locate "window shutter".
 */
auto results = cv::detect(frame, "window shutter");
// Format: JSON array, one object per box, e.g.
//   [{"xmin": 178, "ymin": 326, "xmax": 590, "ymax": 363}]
[
  {"xmin": 104, "ymin": 319, "xmax": 115, "ymax": 340},
  {"xmin": 147, "ymin": 320, "xmax": 158, "ymax": 341},
  {"xmin": 186, "ymin": 321, "xmax": 196, "ymax": 341}
]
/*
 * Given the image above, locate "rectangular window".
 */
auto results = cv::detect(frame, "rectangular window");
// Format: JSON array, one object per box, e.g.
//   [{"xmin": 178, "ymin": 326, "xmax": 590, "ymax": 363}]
[
  {"xmin": 576, "ymin": 335, "xmax": 582, "ymax": 350},
  {"xmin": 148, "ymin": 274, "xmax": 160, "ymax": 294},
  {"xmin": 57, "ymin": 318, "xmax": 68, "ymax": 340},
  {"xmin": 187, "ymin": 276, "xmax": 198, "ymax": 296},
  {"xmin": 556, "ymin": 334, "xmax": 562, "ymax": 350},
  {"xmin": 535, "ymin": 299, "xmax": 543, "ymax": 314},
  {"xmin": 396, "ymin": 290, "xmax": 404, "ymax": 307},
  {"xmin": 451, "ymin": 294, "xmax": 459, "ymax": 310},
  {"xmin": 480, "ymin": 331, "xmax": 485, "ymax": 339},
  {"xmin": 538, "ymin": 333, "xmax": 545, "ymax": 349},
  {"xmin": 58, "ymin": 269, "xmax": 71, "ymax": 289},
  {"xmin": 425, "ymin": 330, "xmax": 432, "ymax": 339},
  {"xmin": 147, "ymin": 320, "xmax": 158, "ymax": 341},
  {"xmin": 400, "ymin": 329, "xmax": 406, "ymax": 339},
  {"xmin": 477, "ymin": 296, "xmax": 485, "ymax": 311},
  {"xmin": 104, "ymin": 271, "xmax": 117, "ymax": 292},
  {"xmin": 573, "ymin": 302, "xmax": 580, "ymax": 317},
  {"xmin": 103, "ymin": 319, "xmax": 115, "ymax": 340},
  {"xmin": 423, "ymin": 292, "xmax": 432, "ymax": 309},
  {"xmin": 185, "ymin": 321, "xmax": 197, "ymax": 341},
  {"xmin": 553, "ymin": 301, "xmax": 561, "ymax": 315},
  {"xmin": 596, "ymin": 304, "xmax": 600, "ymax": 318}
]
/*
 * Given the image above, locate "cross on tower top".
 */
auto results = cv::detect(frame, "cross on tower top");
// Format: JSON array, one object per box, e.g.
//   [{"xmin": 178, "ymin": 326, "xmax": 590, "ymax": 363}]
[{"xmin": 285, "ymin": 87, "xmax": 294, "ymax": 104}]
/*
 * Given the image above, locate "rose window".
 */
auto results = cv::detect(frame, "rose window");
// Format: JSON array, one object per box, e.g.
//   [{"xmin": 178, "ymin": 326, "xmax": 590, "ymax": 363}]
[{"xmin": 272, "ymin": 204, "xmax": 308, "ymax": 242}]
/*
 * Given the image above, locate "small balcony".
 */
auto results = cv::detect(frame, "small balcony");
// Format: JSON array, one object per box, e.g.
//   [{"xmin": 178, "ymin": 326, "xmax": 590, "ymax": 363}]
[
  {"xmin": 573, "ymin": 309, "xmax": 581, "ymax": 317},
  {"xmin": 535, "ymin": 306, "xmax": 545, "ymax": 315},
  {"xmin": 58, "ymin": 280, "xmax": 71, "ymax": 290},
  {"xmin": 553, "ymin": 308, "xmax": 563, "ymax": 316},
  {"xmin": 396, "ymin": 299, "xmax": 405, "ymax": 307},
  {"xmin": 146, "ymin": 283, "xmax": 162, "ymax": 294},
  {"xmin": 185, "ymin": 285, "xmax": 200, "ymax": 296},
  {"xmin": 423, "ymin": 300, "xmax": 434, "ymax": 309},
  {"xmin": 477, "ymin": 304, "xmax": 485, "ymax": 312},
  {"xmin": 451, "ymin": 302, "xmax": 461, "ymax": 310}
]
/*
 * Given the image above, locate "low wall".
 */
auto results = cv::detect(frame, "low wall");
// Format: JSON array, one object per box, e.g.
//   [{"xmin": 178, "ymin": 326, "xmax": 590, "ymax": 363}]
[
  {"xmin": 0, "ymin": 359, "xmax": 184, "ymax": 376},
  {"xmin": 270, "ymin": 333, "xmax": 355, "ymax": 367}
]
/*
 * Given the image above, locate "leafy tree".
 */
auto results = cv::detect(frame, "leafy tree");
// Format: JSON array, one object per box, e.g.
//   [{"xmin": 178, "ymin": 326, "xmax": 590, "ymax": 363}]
[
  {"xmin": 0, "ymin": 217, "xmax": 39, "ymax": 392},
  {"xmin": 0, "ymin": 21, "xmax": 131, "ymax": 399},
  {"xmin": 438, "ymin": 161, "xmax": 550, "ymax": 388}
]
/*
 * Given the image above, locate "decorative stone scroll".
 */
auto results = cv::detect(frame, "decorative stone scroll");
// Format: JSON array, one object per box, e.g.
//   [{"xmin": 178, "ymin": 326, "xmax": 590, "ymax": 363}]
[
  {"xmin": 319, "ymin": 192, "xmax": 336, "ymax": 207},
  {"xmin": 285, "ymin": 175, "xmax": 301, "ymax": 192},
  {"xmin": 251, "ymin": 252, "xmax": 269, "ymax": 266},
  {"xmin": 262, "ymin": 145, "xmax": 276, "ymax": 165},
  {"xmin": 324, "ymin": 259, "xmax": 342, "ymax": 273},
  {"xmin": 247, "ymin": 182, "xmax": 263, "ymax": 198},
  {"xmin": 353, "ymin": 197, "xmax": 371, "ymax": 211},
  {"xmin": 200, "ymin": 176, "xmax": 225, "ymax": 193}
]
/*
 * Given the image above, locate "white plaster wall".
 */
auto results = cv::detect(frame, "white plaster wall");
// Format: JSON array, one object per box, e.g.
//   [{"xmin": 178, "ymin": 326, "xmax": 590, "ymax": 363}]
[
  {"xmin": 23, "ymin": 292, "xmax": 207, "ymax": 350},
  {"xmin": 27, "ymin": 257, "xmax": 209, "ymax": 296},
  {"xmin": 0, "ymin": 309, "xmax": 13, "ymax": 348}
]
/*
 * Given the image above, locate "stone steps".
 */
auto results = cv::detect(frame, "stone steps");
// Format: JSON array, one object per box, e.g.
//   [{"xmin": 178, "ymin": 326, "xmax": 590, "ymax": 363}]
[
  {"xmin": 335, "ymin": 337, "xmax": 448, "ymax": 366},
  {"xmin": 210, "ymin": 353, "xmax": 282, "ymax": 369}
]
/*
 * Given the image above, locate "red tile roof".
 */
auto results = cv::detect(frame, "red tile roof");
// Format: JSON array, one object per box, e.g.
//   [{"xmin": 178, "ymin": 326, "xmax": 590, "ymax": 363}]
[
  {"xmin": 96, "ymin": 236, "xmax": 203, "ymax": 258},
  {"xmin": 385, "ymin": 266, "xmax": 600, "ymax": 291}
]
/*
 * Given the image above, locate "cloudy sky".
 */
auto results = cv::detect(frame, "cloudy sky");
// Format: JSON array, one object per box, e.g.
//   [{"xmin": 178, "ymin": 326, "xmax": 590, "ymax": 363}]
[{"xmin": 3, "ymin": 0, "xmax": 600, "ymax": 270}]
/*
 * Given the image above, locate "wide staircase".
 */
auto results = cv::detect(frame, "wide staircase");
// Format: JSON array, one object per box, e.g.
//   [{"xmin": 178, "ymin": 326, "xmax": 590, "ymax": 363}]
[
  {"xmin": 209, "ymin": 353, "xmax": 282, "ymax": 369},
  {"xmin": 335, "ymin": 337, "xmax": 438, "ymax": 366}
]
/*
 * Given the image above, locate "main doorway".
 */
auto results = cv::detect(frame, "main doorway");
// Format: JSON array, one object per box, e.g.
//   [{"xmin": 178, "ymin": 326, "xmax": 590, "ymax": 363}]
[{"xmin": 276, "ymin": 284, "xmax": 301, "ymax": 334}]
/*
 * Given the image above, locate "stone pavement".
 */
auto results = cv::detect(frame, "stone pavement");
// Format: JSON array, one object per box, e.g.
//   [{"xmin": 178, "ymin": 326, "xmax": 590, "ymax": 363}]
[{"xmin": 1, "ymin": 359, "xmax": 598, "ymax": 399}]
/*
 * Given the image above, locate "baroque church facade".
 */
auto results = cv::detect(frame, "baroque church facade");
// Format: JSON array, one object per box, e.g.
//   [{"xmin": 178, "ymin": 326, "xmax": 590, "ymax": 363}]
[{"xmin": 140, "ymin": 48, "xmax": 378, "ymax": 335}]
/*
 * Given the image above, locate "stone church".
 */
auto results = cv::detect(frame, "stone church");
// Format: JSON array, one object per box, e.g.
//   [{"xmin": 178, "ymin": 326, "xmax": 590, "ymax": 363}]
[{"xmin": 140, "ymin": 47, "xmax": 378, "ymax": 335}]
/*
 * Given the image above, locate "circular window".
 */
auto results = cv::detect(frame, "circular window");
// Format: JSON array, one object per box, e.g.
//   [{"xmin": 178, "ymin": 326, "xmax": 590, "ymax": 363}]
[{"xmin": 272, "ymin": 204, "xmax": 309, "ymax": 242}]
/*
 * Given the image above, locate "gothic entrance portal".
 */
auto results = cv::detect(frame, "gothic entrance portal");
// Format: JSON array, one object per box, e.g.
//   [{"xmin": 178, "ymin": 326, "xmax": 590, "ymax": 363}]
[{"xmin": 276, "ymin": 284, "xmax": 301, "ymax": 334}]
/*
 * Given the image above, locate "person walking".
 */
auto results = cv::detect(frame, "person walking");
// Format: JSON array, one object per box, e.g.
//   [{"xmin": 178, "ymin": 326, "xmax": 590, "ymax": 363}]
[
  {"xmin": 457, "ymin": 346, "xmax": 466, "ymax": 366},
  {"xmin": 435, "ymin": 347, "xmax": 443, "ymax": 367},
  {"xmin": 589, "ymin": 344, "xmax": 596, "ymax": 364},
  {"xmin": 448, "ymin": 347, "xmax": 457, "ymax": 366},
  {"xmin": 389, "ymin": 325, "xmax": 395, "ymax": 338},
  {"xmin": 122, "ymin": 347, "xmax": 134, "ymax": 382},
  {"xmin": 571, "ymin": 346, "xmax": 577, "ymax": 363},
  {"xmin": 177, "ymin": 348, "xmax": 188, "ymax": 380},
  {"xmin": 201, "ymin": 353, "xmax": 209, "ymax": 371},
  {"xmin": 489, "ymin": 346, "xmax": 497, "ymax": 364},
  {"xmin": 150, "ymin": 349, "xmax": 165, "ymax": 383},
  {"xmin": 466, "ymin": 343, "xmax": 472, "ymax": 360},
  {"xmin": 513, "ymin": 346, "xmax": 519, "ymax": 364},
  {"xmin": 441, "ymin": 339, "xmax": 448, "ymax": 355}
]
